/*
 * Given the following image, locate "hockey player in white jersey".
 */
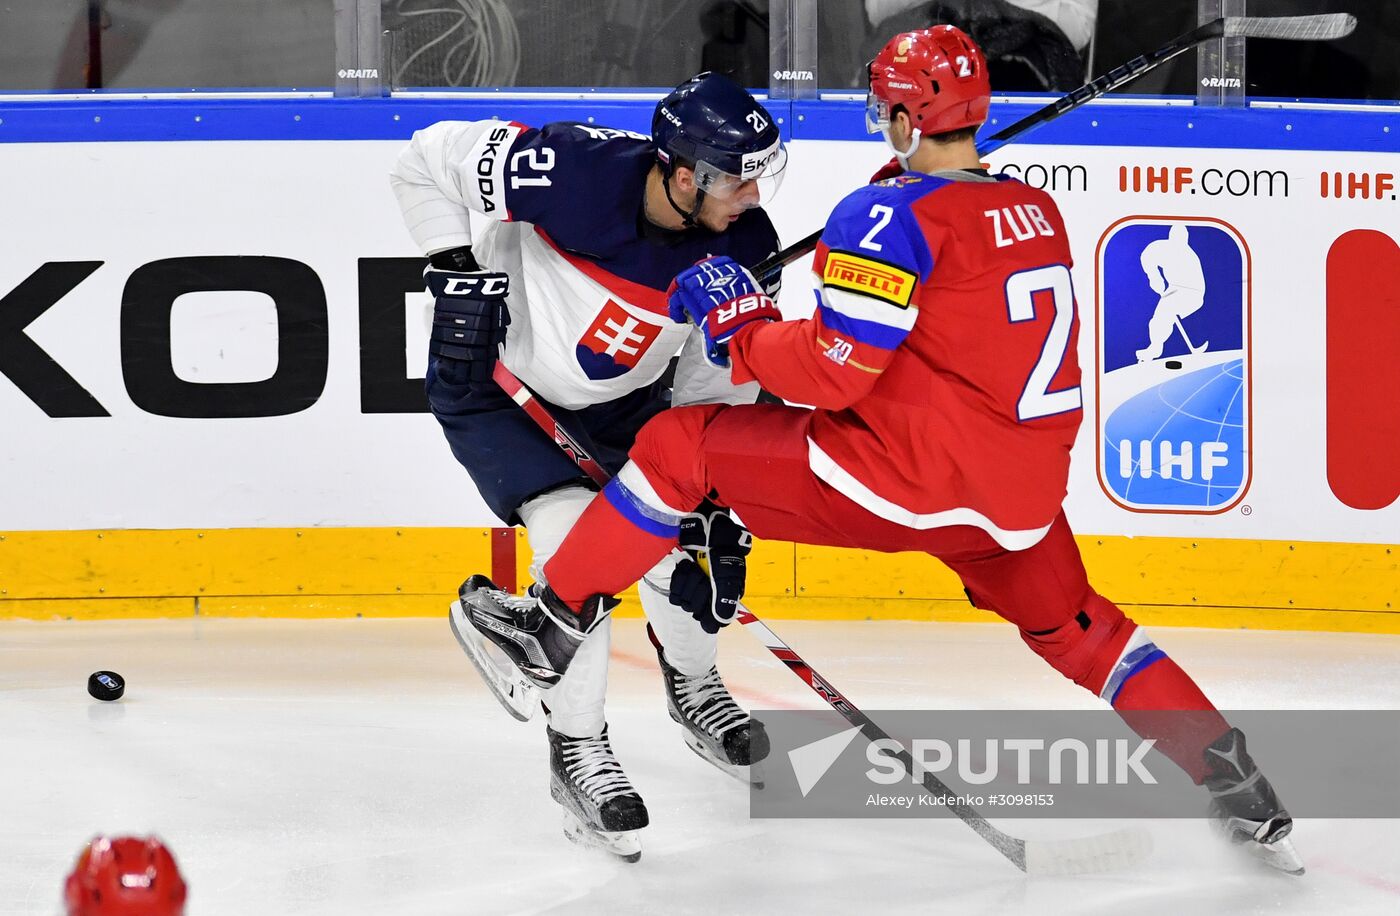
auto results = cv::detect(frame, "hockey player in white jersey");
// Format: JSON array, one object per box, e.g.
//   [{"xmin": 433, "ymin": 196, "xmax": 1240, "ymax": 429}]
[{"xmin": 389, "ymin": 73, "xmax": 786, "ymax": 861}]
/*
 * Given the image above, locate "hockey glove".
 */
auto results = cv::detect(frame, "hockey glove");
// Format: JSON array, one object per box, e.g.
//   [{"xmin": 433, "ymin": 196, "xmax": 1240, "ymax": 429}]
[
  {"xmin": 667, "ymin": 256, "xmax": 780, "ymax": 368},
  {"xmin": 426, "ymin": 246, "xmax": 511, "ymax": 384},
  {"xmin": 669, "ymin": 507, "xmax": 752, "ymax": 634}
]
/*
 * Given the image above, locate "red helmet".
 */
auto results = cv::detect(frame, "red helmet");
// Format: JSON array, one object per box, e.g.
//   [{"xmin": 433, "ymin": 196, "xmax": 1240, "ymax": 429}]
[
  {"xmin": 867, "ymin": 26, "xmax": 991, "ymax": 137},
  {"xmin": 64, "ymin": 836, "xmax": 188, "ymax": 916}
]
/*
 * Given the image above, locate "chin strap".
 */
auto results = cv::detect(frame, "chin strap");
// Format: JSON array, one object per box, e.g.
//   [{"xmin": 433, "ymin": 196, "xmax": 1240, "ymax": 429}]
[
  {"xmin": 881, "ymin": 126, "xmax": 922, "ymax": 169},
  {"xmin": 662, "ymin": 170, "xmax": 705, "ymax": 229}
]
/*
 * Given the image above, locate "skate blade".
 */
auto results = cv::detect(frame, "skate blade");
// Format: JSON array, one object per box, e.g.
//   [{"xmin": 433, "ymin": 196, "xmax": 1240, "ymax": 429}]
[
  {"xmin": 561, "ymin": 809, "xmax": 641, "ymax": 863},
  {"xmin": 682, "ymin": 731, "xmax": 764, "ymax": 789},
  {"xmin": 1214, "ymin": 817, "xmax": 1306, "ymax": 876},
  {"xmin": 448, "ymin": 599, "xmax": 539, "ymax": 722},
  {"xmin": 1247, "ymin": 835, "xmax": 1305, "ymax": 876}
]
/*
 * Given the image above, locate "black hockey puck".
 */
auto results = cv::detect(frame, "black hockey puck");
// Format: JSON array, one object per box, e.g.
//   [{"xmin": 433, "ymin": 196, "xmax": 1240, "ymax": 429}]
[
  {"xmin": 1164, "ymin": 359, "xmax": 1183, "ymax": 370},
  {"xmin": 87, "ymin": 670, "xmax": 125, "ymax": 701}
]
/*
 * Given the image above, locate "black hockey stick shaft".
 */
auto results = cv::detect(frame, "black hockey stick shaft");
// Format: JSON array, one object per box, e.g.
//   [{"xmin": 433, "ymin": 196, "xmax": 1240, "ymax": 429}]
[{"xmin": 751, "ymin": 12, "xmax": 1356, "ymax": 284}]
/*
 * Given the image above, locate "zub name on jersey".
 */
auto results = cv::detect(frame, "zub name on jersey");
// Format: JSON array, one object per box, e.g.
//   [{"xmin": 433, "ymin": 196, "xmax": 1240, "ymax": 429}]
[{"xmin": 984, "ymin": 204, "xmax": 1056, "ymax": 249}]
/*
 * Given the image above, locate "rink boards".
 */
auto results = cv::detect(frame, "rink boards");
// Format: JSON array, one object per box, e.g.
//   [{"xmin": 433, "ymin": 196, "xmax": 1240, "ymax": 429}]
[{"xmin": 0, "ymin": 92, "xmax": 1396, "ymax": 628}]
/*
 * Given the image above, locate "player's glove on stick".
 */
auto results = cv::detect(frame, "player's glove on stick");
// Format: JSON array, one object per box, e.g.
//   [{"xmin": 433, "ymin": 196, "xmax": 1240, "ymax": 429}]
[
  {"xmin": 669, "ymin": 507, "xmax": 753, "ymax": 634},
  {"xmin": 426, "ymin": 246, "xmax": 511, "ymax": 384},
  {"xmin": 667, "ymin": 256, "xmax": 780, "ymax": 368}
]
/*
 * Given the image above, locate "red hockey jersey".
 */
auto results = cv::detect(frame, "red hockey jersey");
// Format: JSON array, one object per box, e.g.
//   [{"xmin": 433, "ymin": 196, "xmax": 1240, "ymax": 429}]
[{"xmin": 729, "ymin": 170, "xmax": 1083, "ymax": 550}]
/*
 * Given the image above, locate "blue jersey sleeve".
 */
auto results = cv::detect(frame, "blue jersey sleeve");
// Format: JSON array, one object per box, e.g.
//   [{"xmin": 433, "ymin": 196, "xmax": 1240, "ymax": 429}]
[{"xmin": 819, "ymin": 181, "xmax": 937, "ymax": 283}]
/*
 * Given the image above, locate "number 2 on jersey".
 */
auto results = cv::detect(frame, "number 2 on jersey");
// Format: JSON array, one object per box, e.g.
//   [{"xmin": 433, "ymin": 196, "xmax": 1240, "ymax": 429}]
[
  {"xmin": 1005, "ymin": 264, "xmax": 1082, "ymax": 421},
  {"xmin": 860, "ymin": 204, "xmax": 894, "ymax": 251}
]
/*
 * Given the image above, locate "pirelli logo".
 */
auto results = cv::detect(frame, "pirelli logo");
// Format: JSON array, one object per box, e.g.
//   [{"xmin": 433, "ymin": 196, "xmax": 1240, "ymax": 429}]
[{"xmin": 822, "ymin": 252, "xmax": 916, "ymax": 307}]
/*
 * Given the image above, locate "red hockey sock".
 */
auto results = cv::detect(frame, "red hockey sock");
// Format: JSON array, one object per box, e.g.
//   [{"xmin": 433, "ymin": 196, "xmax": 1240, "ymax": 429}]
[
  {"xmin": 1112, "ymin": 657, "xmax": 1230, "ymax": 784},
  {"xmin": 543, "ymin": 477, "xmax": 680, "ymax": 610}
]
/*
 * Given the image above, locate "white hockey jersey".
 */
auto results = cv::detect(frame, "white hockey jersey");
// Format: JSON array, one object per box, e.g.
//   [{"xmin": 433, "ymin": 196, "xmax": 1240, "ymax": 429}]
[{"xmin": 390, "ymin": 119, "xmax": 781, "ymax": 409}]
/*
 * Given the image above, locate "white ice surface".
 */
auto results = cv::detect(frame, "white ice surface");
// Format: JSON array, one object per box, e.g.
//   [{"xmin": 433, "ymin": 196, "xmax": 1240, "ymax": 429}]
[{"xmin": 2, "ymin": 617, "xmax": 1398, "ymax": 915}]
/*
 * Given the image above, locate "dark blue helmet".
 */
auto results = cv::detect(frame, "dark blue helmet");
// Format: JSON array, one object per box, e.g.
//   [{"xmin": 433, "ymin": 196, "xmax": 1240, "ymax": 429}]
[{"xmin": 652, "ymin": 72, "xmax": 787, "ymax": 209}]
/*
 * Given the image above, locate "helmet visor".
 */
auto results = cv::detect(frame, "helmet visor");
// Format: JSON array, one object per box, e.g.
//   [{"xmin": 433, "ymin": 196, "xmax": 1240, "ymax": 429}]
[
  {"xmin": 693, "ymin": 141, "xmax": 788, "ymax": 207},
  {"xmin": 865, "ymin": 93, "xmax": 891, "ymax": 135}
]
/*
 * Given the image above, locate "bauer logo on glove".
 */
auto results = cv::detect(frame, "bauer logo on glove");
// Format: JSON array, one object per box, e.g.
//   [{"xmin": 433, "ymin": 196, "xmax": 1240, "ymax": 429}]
[{"xmin": 667, "ymin": 255, "xmax": 780, "ymax": 367}]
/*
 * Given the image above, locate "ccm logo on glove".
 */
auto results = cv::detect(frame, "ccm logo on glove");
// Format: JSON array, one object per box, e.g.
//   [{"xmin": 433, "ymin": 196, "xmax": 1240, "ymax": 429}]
[{"xmin": 441, "ymin": 275, "xmax": 510, "ymax": 297}]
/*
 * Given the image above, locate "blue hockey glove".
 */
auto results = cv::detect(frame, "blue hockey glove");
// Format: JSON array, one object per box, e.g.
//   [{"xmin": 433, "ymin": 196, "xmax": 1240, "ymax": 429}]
[
  {"xmin": 669, "ymin": 508, "xmax": 752, "ymax": 634},
  {"xmin": 667, "ymin": 256, "xmax": 780, "ymax": 368},
  {"xmin": 426, "ymin": 247, "xmax": 511, "ymax": 384}
]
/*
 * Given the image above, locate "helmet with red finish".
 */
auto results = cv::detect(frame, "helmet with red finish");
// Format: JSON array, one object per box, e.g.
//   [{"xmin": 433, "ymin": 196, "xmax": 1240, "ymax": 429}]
[
  {"xmin": 64, "ymin": 836, "xmax": 187, "ymax": 916},
  {"xmin": 866, "ymin": 26, "xmax": 991, "ymax": 162}
]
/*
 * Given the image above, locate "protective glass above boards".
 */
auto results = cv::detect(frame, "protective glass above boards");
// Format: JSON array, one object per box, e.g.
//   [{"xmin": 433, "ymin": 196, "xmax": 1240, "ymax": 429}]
[
  {"xmin": 0, "ymin": 0, "xmax": 333, "ymax": 91},
  {"xmin": 822, "ymin": 0, "xmax": 1400, "ymax": 102},
  {"xmin": 382, "ymin": 0, "xmax": 770, "ymax": 91}
]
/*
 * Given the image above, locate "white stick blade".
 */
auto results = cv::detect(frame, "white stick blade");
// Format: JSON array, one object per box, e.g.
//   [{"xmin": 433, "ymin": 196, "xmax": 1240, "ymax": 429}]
[
  {"xmin": 1225, "ymin": 14, "xmax": 1357, "ymax": 41},
  {"xmin": 1023, "ymin": 826, "xmax": 1154, "ymax": 876}
]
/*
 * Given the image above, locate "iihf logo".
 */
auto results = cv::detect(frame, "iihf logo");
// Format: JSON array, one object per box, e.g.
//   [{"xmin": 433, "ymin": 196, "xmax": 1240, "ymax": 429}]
[{"xmin": 1095, "ymin": 217, "xmax": 1252, "ymax": 513}]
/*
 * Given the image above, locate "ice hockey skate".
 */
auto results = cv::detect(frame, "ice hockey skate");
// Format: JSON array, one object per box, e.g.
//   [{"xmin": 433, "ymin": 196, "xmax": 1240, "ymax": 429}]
[
  {"xmin": 649, "ymin": 624, "xmax": 770, "ymax": 787},
  {"xmin": 449, "ymin": 574, "xmax": 617, "ymax": 721},
  {"xmin": 1203, "ymin": 727, "xmax": 1304, "ymax": 875},
  {"xmin": 549, "ymin": 725, "xmax": 649, "ymax": 863}
]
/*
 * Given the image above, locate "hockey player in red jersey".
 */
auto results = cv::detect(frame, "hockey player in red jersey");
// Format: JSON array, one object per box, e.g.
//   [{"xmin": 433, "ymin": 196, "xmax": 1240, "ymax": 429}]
[{"xmin": 461, "ymin": 28, "xmax": 1301, "ymax": 874}]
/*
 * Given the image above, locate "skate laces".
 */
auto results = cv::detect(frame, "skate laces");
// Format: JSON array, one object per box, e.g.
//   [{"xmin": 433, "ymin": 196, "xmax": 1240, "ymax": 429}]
[
  {"xmin": 562, "ymin": 734, "xmax": 638, "ymax": 804},
  {"xmin": 673, "ymin": 668, "xmax": 746, "ymax": 740},
  {"xmin": 482, "ymin": 584, "xmax": 539, "ymax": 615}
]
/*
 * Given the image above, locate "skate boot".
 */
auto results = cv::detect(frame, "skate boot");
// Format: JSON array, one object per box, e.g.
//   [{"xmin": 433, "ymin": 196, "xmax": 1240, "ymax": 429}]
[
  {"xmin": 1203, "ymin": 727, "xmax": 1304, "ymax": 875},
  {"xmin": 549, "ymin": 724, "xmax": 649, "ymax": 863},
  {"xmin": 450, "ymin": 575, "xmax": 618, "ymax": 721},
  {"xmin": 649, "ymin": 624, "xmax": 770, "ymax": 787}
]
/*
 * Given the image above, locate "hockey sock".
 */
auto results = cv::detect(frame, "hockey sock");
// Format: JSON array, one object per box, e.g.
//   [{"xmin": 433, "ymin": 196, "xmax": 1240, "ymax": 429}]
[
  {"xmin": 1111, "ymin": 656, "xmax": 1229, "ymax": 784},
  {"xmin": 544, "ymin": 464, "xmax": 686, "ymax": 610}
]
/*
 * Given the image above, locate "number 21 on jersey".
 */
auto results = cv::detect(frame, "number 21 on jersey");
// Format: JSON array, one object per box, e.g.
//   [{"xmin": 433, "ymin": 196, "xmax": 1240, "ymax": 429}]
[{"xmin": 1005, "ymin": 264, "xmax": 1082, "ymax": 421}]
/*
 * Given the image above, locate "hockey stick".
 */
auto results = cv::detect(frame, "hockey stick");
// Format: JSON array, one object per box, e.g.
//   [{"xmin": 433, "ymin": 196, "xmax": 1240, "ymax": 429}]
[
  {"xmin": 491, "ymin": 363, "xmax": 610, "ymax": 483},
  {"xmin": 491, "ymin": 360, "xmax": 1152, "ymax": 875},
  {"xmin": 751, "ymin": 12, "xmax": 1357, "ymax": 284},
  {"xmin": 1173, "ymin": 315, "xmax": 1209, "ymax": 355}
]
